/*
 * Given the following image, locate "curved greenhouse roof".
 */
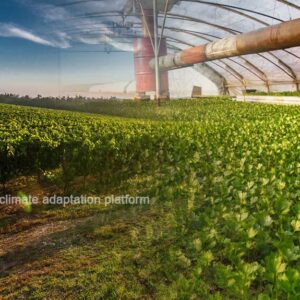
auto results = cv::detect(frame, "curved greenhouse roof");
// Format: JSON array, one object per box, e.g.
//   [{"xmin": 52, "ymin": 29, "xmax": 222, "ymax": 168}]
[{"xmin": 39, "ymin": 0, "xmax": 300, "ymax": 95}]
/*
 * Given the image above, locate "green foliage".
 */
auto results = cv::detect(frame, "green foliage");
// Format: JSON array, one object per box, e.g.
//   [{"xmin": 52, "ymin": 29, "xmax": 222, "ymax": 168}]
[
  {"xmin": 246, "ymin": 90, "xmax": 300, "ymax": 97},
  {"xmin": 0, "ymin": 95, "xmax": 232, "ymax": 120},
  {"xmin": 0, "ymin": 98, "xmax": 300, "ymax": 298}
]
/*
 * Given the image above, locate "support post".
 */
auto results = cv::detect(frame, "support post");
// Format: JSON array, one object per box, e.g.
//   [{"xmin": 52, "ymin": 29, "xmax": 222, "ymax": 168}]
[{"xmin": 153, "ymin": 0, "xmax": 161, "ymax": 106}]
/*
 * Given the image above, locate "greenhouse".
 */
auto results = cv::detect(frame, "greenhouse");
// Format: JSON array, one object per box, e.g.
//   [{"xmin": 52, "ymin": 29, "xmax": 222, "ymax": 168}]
[{"xmin": 0, "ymin": 1, "xmax": 300, "ymax": 299}]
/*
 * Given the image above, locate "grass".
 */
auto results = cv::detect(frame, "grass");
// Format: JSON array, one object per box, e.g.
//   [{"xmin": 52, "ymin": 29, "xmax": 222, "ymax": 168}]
[
  {"xmin": 0, "ymin": 174, "xmax": 173, "ymax": 299},
  {"xmin": 0, "ymin": 210, "xmax": 170, "ymax": 299}
]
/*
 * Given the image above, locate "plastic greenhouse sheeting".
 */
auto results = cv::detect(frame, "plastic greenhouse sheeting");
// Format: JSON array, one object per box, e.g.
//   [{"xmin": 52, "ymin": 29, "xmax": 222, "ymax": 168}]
[{"xmin": 42, "ymin": 0, "xmax": 300, "ymax": 95}]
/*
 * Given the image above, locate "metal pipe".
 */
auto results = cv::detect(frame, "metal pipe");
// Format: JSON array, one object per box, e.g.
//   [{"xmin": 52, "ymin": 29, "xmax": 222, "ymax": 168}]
[
  {"xmin": 149, "ymin": 18, "xmax": 300, "ymax": 70},
  {"xmin": 153, "ymin": 0, "xmax": 161, "ymax": 105},
  {"xmin": 277, "ymin": 0, "xmax": 300, "ymax": 10},
  {"xmin": 158, "ymin": 0, "xmax": 170, "ymax": 52}
]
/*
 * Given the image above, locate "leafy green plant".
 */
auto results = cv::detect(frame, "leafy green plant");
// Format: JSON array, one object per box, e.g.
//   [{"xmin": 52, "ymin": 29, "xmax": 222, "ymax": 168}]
[{"xmin": 0, "ymin": 98, "xmax": 300, "ymax": 298}]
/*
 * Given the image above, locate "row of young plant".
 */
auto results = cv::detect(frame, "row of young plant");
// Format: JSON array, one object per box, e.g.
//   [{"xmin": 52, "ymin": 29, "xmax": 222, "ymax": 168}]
[
  {"xmin": 152, "ymin": 112, "xmax": 300, "ymax": 299},
  {"xmin": 2, "ymin": 95, "xmax": 300, "ymax": 121},
  {"xmin": 0, "ymin": 104, "xmax": 211, "ymax": 192},
  {"xmin": 0, "ymin": 101, "xmax": 299, "ymax": 298}
]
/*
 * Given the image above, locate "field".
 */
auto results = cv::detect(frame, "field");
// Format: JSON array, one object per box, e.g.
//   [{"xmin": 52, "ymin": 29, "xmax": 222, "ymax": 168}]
[{"xmin": 0, "ymin": 98, "xmax": 300, "ymax": 299}]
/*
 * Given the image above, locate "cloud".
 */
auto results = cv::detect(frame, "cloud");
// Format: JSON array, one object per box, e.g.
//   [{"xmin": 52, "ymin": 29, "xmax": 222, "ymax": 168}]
[
  {"xmin": 13, "ymin": 0, "xmax": 137, "ymax": 51},
  {"xmin": 17, "ymin": 0, "xmax": 69, "ymax": 22},
  {"xmin": 0, "ymin": 23, "xmax": 52, "ymax": 46},
  {"xmin": 32, "ymin": 3, "xmax": 69, "ymax": 22},
  {"xmin": 0, "ymin": 23, "xmax": 70, "ymax": 48},
  {"xmin": 106, "ymin": 37, "xmax": 134, "ymax": 52},
  {"xmin": 53, "ymin": 31, "xmax": 72, "ymax": 48}
]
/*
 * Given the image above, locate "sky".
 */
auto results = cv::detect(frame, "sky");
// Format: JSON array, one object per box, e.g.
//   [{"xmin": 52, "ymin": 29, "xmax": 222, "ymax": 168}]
[
  {"xmin": 0, "ymin": 0, "xmax": 135, "ymax": 96},
  {"xmin": 0, "ymin": 0, "xmax": 248, "ymax": 97}
]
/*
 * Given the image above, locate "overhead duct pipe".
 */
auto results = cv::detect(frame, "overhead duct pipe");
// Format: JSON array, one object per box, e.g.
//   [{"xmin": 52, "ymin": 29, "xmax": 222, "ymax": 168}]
[{"xmin": 149, "ymin": 18, "xmax": 300, "ymax": 70}]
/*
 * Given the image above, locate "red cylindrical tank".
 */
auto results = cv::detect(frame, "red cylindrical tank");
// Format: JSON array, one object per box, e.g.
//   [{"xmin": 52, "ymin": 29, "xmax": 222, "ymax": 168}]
[{"xmin": 134, "ymin": 37, "xmax": 169, "ymax": 98}]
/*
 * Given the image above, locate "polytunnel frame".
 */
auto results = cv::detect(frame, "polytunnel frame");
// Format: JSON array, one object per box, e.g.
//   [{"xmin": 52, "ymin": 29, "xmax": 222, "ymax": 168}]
[
  {"xmin": 156, "ymin": 12, "xmax": 299, "ymax": 91},
  {"xmin": 60, "ymin": 0, "xmax": 300, "ymax": 94}
]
